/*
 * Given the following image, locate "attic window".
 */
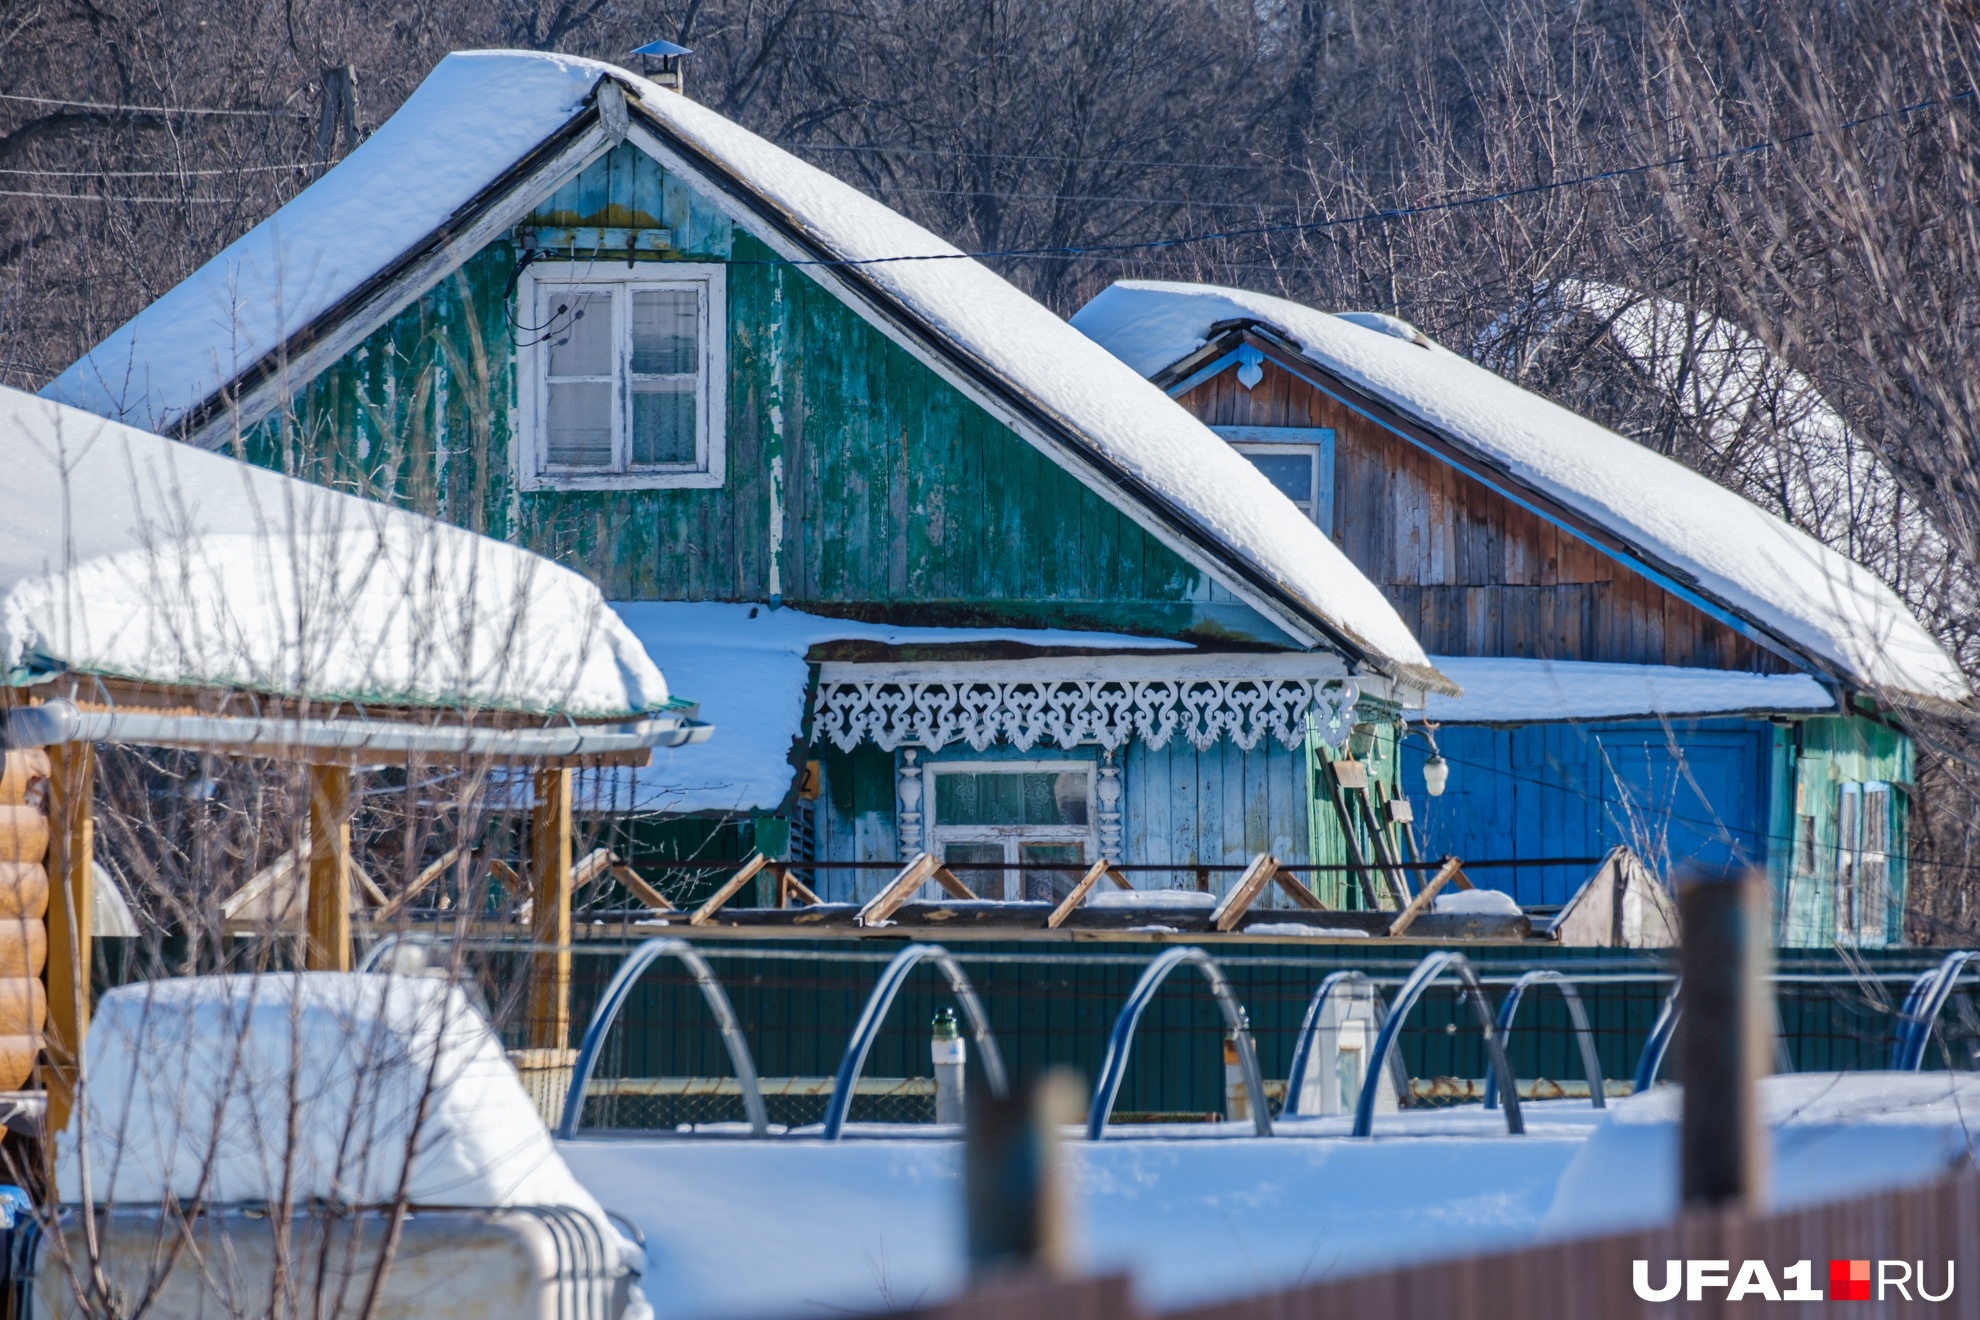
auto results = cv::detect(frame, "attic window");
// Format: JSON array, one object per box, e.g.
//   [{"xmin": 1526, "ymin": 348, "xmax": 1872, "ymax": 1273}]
[
  {"xmin": 1211, "ymin": 426, "xmax": 1335, "ymax": 529},
  {"xmin": 516, "ymin": 262, "xmax": 726, "ymax": 491}
]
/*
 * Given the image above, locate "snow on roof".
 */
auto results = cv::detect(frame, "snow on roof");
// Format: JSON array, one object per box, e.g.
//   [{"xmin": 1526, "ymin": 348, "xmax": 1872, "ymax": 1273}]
[
  {"xmin": 1071, "ymin": 281, "xmax": 1968, "ymax": 708},
  {"xmin": 1424, "ymin": 656, "xmax": 1834, "ymax": 724},
  {"xmin": 621, "ymin": 602, "xmax": 1187, "ymax": 813},
  {"xmin": 0, "ymin": 388, "xmax": 669, "ymax": 716},
  {"xmin": 43, "ymin": 51, "xmax": 1440, "ymax": 689},
  {"xmin": 62, "ymin": 973, "xmax": 618, "ymax": 1229}
]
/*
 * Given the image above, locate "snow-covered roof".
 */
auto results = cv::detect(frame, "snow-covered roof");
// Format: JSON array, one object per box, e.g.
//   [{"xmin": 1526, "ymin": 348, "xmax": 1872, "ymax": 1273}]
[
  {"xmin": 62, "ymin": 973, "xmax": 619, "ymax": 1230},
  {"xmin": 1423, "ymin": 656, "xmax": 1834, "ymax": 725},
  {"xmin": 621, "ymin": 602, "xmax": 1189, "ymax": 813},
  {"xmin": 42, "ymin": 51, "xmax": 1441, "ymax": 691},
  {"xmin": 1071, "ymin": 281, "xmax": 1968, "ymax": 709},
  {"xmin": 0, "ymin": 387, "xmax": 669, "ymax": 716}
]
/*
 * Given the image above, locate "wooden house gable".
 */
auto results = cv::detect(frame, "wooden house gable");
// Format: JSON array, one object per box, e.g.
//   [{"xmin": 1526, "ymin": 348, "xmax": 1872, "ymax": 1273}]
[
  {"xmin": 1168, "ymin": 334, "xmax": 1795, "ymax": 672},
  {"xmin": 243, "ymin": 140, "xmax": 1298, "ymax": 645}
]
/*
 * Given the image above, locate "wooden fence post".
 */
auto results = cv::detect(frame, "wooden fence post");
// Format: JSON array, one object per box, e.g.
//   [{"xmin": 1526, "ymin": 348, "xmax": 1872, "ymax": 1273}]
[
  {"xmin": 305, "ymin": 763, "xmax": 354, "ymax": 972},
  {"xmin": 1677, "ymin": 865, "xmax": 1770, "ymax": 1210},
  {"xmin": 43, "ymin": 742, "xmax": 92, "ymax": 1133},
  {"xmin": 966, "ymin": 1069, "xmax": 1084, "ymax": 1283},
  {"xmin": 528, "ymin": 768, "xmax": 573, "ymax": 1050}
]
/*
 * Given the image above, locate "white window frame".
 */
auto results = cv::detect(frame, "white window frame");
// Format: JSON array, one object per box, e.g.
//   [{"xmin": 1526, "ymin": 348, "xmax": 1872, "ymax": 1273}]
[
  {"xmin": 515, "ymin": 261, "xmax": 726, "ymax": 491},
  {"xmin": 925, "ymin": 760, "xmax": 1096, "ymax": 901},
  {"xmin": 1211, "ymin": 426, "xmax": 1335, "ymax": 529},
  {"xmin": 1835, "ymin": 780, "xmax": 1893, "ymax": 947}
]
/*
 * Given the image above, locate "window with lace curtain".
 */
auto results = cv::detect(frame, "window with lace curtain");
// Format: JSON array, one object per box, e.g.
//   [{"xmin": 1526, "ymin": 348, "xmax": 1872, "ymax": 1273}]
[{"xmin": 516, "ymin": 263, "xmax": 725, "ymax": 490}]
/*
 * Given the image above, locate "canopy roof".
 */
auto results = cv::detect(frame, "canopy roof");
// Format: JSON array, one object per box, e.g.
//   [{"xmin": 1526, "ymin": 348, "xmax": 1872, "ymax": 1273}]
[
  {"xmin": 0, "ymin": 387, "xmax": 671, "ymax": 718},
  {"xmin": 1072, "ymin": 281, "xmax": 1967, "ymax": 709},
  {"xmin": 42, "ymin": 51, "xmax": 1444, "ymax": 693}
]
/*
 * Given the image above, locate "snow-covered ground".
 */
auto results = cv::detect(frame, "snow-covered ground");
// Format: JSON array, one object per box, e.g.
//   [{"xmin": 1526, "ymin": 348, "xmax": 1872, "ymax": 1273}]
[{"xmin": 561, "ymin": 1074, "xmax": 1980, "ymax": 1317}]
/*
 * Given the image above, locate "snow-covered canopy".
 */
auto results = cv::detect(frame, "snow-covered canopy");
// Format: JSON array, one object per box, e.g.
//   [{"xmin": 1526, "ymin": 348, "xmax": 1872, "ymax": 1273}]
[
  {"xmin": 42, "ymin": 51, "xmax": 1440, "ymax": 690},
  {"xmin": 621, "ymin": 602, "xmax": 1188, "ymax": 813},
  {"xmin": 1424, "ymin": 657, "xmax": 1834, "ymax": 724},
  {"xmin": 60, "ymin": 973, "xmax": 613, "ymax": 1219},
  {"xmin": 0, "ymin": 387, "xmax": 669, "ymax": 716},
  {"xmin": 1072, "ymin": 281, "xmax": 1968, "ymax": 709}
]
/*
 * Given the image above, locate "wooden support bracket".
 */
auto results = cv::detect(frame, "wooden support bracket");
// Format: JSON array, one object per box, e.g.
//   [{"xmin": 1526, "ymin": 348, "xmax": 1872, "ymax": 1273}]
[
  {"xmin": 689, "ymin": 852, "xmax": 769, "ymax": 925},
  {"xmin": 612, "ymin": 860, "xmax": 677, "ymax": 913},
  {"xmin": 931, "ymin": 864, "xmax": 976, "ymax": 901},
  {"xmin": 1271, "ymin": 866, "xmax": 1330, "ymax": 911},
  {"xmin": 775, "ymin": 865, "xmax": 823, "ymax": 908},
  {"xmin": 1046, "ymin": 859, "xmax": 1134, "ymax": 929},
  {"xmin": 857, "ymin": 853, "xmax": 939, "ymax": 927},
  {"xmin": 373, "ymin": 846, "xmax": 464, "ymax": 922},
  {"xmin": 1387, "ymin": 856, "xmax": 1465, "ymax": 938},
  {"xmin": 1211, "ymin": 853, "xmax": 1280, "ymax": 932}
]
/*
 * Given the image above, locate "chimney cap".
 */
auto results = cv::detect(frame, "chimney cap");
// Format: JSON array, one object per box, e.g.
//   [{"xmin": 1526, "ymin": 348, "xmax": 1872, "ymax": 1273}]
[{"xmin": 632, "ymin": 39, "xmax": 693, "ymax": 57}]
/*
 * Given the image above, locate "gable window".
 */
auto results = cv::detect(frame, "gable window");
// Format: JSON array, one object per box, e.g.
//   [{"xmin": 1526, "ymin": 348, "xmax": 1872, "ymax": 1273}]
[
  {"xmin": 926, "ymin": 762, "xmax": 1093, "ymax": 901},
  {"xmin": 516, "ymin": 262, "xmax": 725, "ymax": 490},
  {"xmin": 1211, "ymin": 426, "xmax": 1335, "ymax": 529}
]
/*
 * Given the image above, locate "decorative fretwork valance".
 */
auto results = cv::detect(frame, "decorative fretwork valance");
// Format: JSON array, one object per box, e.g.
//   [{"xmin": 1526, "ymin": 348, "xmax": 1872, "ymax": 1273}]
[{"xmin": 812, "ymin": 656, "xmax": 1362, "ymax": 755}]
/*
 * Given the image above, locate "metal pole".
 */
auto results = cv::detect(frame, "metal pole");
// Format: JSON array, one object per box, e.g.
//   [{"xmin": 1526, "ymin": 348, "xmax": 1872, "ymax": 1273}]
[{"xmin": 1677, "ymin": 866, "xmax": 1770, "ymax": 1210}]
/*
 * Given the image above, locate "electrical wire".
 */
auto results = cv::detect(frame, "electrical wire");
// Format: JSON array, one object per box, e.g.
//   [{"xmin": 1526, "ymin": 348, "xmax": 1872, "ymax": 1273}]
[
  {"xmin": 0, "ymin": 164, "xmax": 310, "ymax": 177},
  {"xmin": 0, "ymin": 189, "xmax": 252, "ymax": 204},
  {"xmin": 0, "ymin": 90, "xmax": 305, "ymax": 117},
  {"xmin": 747, "ymin": 85, "xmax": 1979, "ymax": 269}
]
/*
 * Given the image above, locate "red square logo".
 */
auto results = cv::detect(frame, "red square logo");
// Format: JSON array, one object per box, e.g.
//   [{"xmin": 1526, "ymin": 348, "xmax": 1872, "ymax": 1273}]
[{"xmin": 1830, "ymin": 1260, "xmax": 1872, "ymax": 1301}]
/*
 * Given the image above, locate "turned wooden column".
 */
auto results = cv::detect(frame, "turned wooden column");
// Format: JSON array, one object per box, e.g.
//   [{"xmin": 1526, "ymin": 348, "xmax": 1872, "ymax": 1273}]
[
  {"xmin": 305, "ymin": 763, "xmax": 354, "ymax": 972},
  {"xmin": 527, "ymin": 768, "xmax": 573, "ymax": 1050}
]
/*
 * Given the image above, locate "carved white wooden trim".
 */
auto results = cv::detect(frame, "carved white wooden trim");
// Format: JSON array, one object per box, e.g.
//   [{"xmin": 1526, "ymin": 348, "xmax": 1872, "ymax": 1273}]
[
  {"xmin": 1097, "ymin": 750, "xmax": 1123, "ymax": 862},
  {"xmin": 897, "ymin": 749, "xmax": 924, "ymax": 858},
  {"xmin": 815, "ymin": 671, "xmax": 1360, "ymax": 755}
]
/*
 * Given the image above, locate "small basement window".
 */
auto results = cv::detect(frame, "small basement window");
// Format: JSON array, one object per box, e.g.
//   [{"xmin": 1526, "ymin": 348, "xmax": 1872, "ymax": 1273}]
[
  {"xmin": 1211, "ymin": 426, "xmax": 1335, "ymax": 529},
  {"xmin": 516, "ymin": 262, "xmax": 725, "ymax": 490}
]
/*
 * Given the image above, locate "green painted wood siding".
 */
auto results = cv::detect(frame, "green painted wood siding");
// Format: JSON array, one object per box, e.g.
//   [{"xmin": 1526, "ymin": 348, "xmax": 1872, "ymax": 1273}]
[
  {"xmin": 241, "ymin": 142, "xmax": 1289, "ymax": 642},
  {"xmin": 1779, "ymin": 714, "xmax": 1913, "ymax": 947}
]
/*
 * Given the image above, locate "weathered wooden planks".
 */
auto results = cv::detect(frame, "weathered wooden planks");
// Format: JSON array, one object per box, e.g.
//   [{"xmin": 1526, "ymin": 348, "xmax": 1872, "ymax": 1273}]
[{"xmin": 1180, "ymin": 358, "xmax": 1792, "ymax": 670}]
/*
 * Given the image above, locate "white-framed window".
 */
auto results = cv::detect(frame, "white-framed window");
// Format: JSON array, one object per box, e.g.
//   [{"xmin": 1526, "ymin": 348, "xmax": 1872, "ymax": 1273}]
[
  {"xmin": 515, "ymin": 262, "xmax": 725, "ymax": 490},
  {"xmin": 1211, "ymin": 426, "xmax": 1335, "ymax": 528},
  {"xmin": 1835, "ymin": 781, "xmax": 1893, "ymax": 946},
  {"xmin": 926, "ymin": 760, "xmax": 1094, "ymax": 901}
]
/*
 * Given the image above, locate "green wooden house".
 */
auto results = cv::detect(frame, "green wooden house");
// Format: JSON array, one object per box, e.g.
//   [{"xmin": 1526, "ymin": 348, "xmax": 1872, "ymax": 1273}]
[{"xmin": 46, "ymin": 52, "xmax": 1456, "ymax": 912}]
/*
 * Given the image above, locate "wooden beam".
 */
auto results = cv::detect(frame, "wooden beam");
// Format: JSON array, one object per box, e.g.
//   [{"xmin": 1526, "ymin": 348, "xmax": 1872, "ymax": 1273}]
[
  {"xmin": 688, "ymin": 853, "xmax": 769, "ymax": 926},
  {"xmin": 857, "ymin": 853, "xmax": 938, "ymax": 927},
  {"xmin": 527, "ymin": 768, "xmax": 573, "ymax": 1051},
  {"xmin": 1047, "ymin": 859, "xmax": 1124, "ymax": 929},
  {"xmin": 1270, "ymin": 866, "xmax": 1330, "ymax": 911},
  {"xmin": 43, "ymin": 742, "xmax": 92, "ymax": 1134},
  {"xmin": 1322, "ymin": 761, "xmax": 1382, "ymax": 910},
  {"xmin": 372, "ymin": 846, "xmax": 464, "ymax": 922},
  {"xmin": 1387, "ymin": 857, "xmax": 1464, "ymax": 938},
  {"xmin": 611, "ymin": 861, "xmax": 678, "ymax": 913},
  {"xmin": 1355, "ymin": 789, "xmax": 1412, "ymax": 909},
  {"xmin": 931, "ymin": 865, "xmax": 976, "ymax": 901},
  {"xmin": 1211, "ymin": 853, "xmax": 1280, "ymax": 932},
  {"xmin": 774, "ymin": 865, "xmax": 823, "ymax": 908},
  {"xmin": 305, "ymin": 763, "xmax": 353, "ymax": 972}
]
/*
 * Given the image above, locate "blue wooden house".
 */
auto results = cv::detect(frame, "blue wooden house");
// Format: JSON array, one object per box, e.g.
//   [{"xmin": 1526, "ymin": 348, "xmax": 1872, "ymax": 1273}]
[
  {"xmin": 45, "ymin": 53, "xmax": 1455, "ymax": 916},
  {"xmin": 1073, "ymin": 282, "xmax": 1969, "ymax": 945}
]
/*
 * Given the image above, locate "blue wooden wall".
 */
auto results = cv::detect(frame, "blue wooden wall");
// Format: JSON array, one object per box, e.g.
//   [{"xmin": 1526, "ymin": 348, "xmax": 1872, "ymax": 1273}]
[{"xmin": 1399, "ymin": 718, "xmax": 1780, "ymax": 905}]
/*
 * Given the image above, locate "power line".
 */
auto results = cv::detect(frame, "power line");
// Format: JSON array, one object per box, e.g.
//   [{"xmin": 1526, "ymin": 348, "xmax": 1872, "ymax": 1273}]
[
  {"xmin": 863, "ymin": 182, "xmax": 1303, "ymax": 210},
  {"xmin": 0, "ymin": 163, "xmax": 310, "ymax": 178},
  {"xmin": 0, "ymin": 90, "xmax": 304, "ymax": 118},
  {"xmin": 781, "ymin": 139, "xmax": 1310, "ymax": 177},
  {"xmin": 0, "ymin": 188, "xmax": 250, "ymax": 204},
  {"xmin": 752, "ymin": 85, "xmax": 1980, "ymax": 269}
]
